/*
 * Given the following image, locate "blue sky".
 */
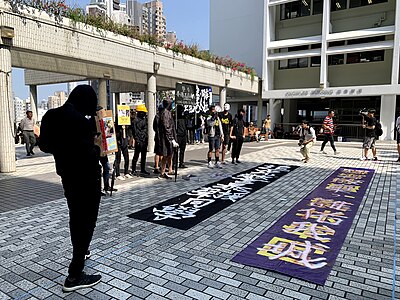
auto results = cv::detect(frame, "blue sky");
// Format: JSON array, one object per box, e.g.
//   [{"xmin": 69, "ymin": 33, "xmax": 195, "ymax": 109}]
[{"xmin": 12, "ymin": 0, "xmax": 210, "ymax": 101}]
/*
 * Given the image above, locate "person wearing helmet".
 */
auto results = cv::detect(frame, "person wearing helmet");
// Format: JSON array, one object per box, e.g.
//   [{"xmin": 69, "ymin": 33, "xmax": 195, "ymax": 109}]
[
  {"xmin": 219, "ymin": 103, "xmax": 233, "ymax": 163},
  {"xmin": 131, "ymin": 104, "xmax": 150, "ymax": 175}
]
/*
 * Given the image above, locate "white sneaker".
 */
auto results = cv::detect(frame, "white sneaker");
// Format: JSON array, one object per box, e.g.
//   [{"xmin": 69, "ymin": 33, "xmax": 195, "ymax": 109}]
[
  {"xmin": 116, "ymin": 175, "xmax": 126, "ymax": 181},
  {"xmin": 124, "ymin": 174, "xmax": 133, "ymax": 179},
  {"xmin": 320, "ymin": 151, "xmax": 327, "ymax": 154},
  {"xmin": 216, "ymin": 161, "xmax": 223, "ymax": 169},
  {"xmin": 225, "ymin": 150, "xmax": 230, "ymax": 155},
  {"xmin": 208, "ymin": 161, "xmax": 214, "ymax": 168},
  {"xmin": 360, "ymin": 157, "xmax": 368, "ymax": 161},
  {"xmin": 334, "ymin": 151, "xmax": 339, "ymax": 155}
]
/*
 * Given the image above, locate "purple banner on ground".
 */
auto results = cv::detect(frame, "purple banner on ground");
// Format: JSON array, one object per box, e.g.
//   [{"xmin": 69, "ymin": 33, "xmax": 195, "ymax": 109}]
[{"xmin": 232, "ymin": 167, "xmax": 375, "ymax": 285}]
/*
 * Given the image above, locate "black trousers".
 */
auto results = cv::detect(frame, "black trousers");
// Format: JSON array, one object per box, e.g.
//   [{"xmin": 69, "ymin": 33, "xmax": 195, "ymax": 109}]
[
  {"xmin": 177, "ymin": 136, "xmax": 186, "ymax": 165},
  {"xmin": 115, "ymin": 146, "xmax": 129, "ymax": 176},
  {"xmin": 232, "ymin": 137, "xmax": 244, "ymax": 160},
  {"xmin": 321, "ymin": 134, "xmax": 336, "ymax": 152},
  {"xmin": 62, "ymin": 176, "xmax": 101, "ymax": 278},
  {"xmin": 132, "ymin": 142, "xmax": 148, "ymax": 172}
]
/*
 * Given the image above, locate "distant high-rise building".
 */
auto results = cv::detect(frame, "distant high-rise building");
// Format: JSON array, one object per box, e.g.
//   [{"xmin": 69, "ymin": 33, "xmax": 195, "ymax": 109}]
[
  {"xmin": 86, "ymin": 0, "xmax": 120, "ymax": 18},
  {"xmin": 14, "ymin": 97, "xmax": 26, "ymax": 123},
  {"xmin": 126, "ymin": 0, "xmax": 144, "ymax": 33},
  {"xmin": 143, "ymin": 0, "xmax": 166, "ymax": 42},
  {"xmin": 48, "ymin": 91, "xmax": 67, "ymax": 110},
  {"xmin": 166, "ymin": 31, "xmax": 176, "ymax": 45}
]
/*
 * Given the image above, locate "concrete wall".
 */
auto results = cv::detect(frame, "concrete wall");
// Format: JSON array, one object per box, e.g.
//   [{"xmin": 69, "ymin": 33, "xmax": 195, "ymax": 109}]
[
  {"xmin": 0, "ymin": 0, "xmax": 258, "ymax": 95},
  {"xmin": 274, "ymin": 0, "xmax": 395, "ymax": 89},
  {"xmin": 210, "ymin": 0, "xmax": 264, "ymax": 75}
]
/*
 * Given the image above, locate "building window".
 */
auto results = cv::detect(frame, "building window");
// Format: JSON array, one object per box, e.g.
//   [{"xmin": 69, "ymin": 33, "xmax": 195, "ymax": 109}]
[
  {"xmin": 349, "ymin": 0, "xmax": 387, "ymax": 8},
  {"xmin": 328, "ymin": 41, "xmax": 345, "ymax": 65},
  {"xmin": 280, "ymin": 0, "xmax": 311, "ymax": 20},
  {"xmin": 346, "ymin": 36, "xmax": 385, "ymax": 64},
  {"xmin": 313, "ymin": 0, "xmax": 323, "ymax": 14},
  {"xmin": 279, "ymin": 46, "xmax": 309, "ymax": 69},
  {"xmin": 331, "ymin": 0, "xmax": 347, "ymax": 11},
  {"xmin": 310, "ymin": 44, "xmax": 321, "ymax": 67}
]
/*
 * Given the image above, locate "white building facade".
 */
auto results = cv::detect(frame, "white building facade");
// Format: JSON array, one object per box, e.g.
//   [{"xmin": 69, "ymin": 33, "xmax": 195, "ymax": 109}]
[{"xmin": 211, "ymin": 0, "xmax": 399, "ymax": 140}]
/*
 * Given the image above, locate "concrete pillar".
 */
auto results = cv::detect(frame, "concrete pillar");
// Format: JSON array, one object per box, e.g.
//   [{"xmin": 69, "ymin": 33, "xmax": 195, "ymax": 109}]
[
  {"xmin": 320, "ymin": 0, "xmax": 331, "ymax": 88},
  {"xmin": 29, "ymin": 85, "xmax": 38, "ymax": 121},
  {"xmin": 98, "ymin": 79, "xmax": 107, "ymax": 109},
  {"xmin": 269, "ymin": 99, "xmax": 281, "ymax": 130},
  {"xmin": 113, "ymin": 93, "xmax": 120, "ymax": 115},
  {"xmin": 146, "ymin": 75, "xmax": 156, "ymax": 152},
  {"xmin": 219, "ymin": 88, "xmax": 226, "ymax": 108},
  {"xmin": 0, "ymin": 45, "xmax": 16, "ymax": 172},
  {"xmin": 380, "ymin": 95, "xmax": 396, "ymax": 140},
  {"xmin": 391, "ymin": 0, "xmax": 400, "ymax": 85},
  {"xmin": 257, "ymin": 96, "xmax": 263, "ymax": 128},
  {"xmin": 283, "ymin": 99, "xmax": 297, "ymax": 132}
]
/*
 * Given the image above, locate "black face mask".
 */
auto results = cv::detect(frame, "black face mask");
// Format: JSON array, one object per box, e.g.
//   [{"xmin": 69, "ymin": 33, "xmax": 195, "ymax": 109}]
[
  {"xmin": 137, "ymin": 112, "xmax": 146, "ymax": 118},
  {"xmin": 238, "ymin": 114, "xmax": 243, "ymax": 120}
]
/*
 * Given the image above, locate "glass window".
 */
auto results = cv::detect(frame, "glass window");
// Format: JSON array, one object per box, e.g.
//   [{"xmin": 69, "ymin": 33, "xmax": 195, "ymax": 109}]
[
  {"xmin": 313, "ymin": 0, "xmax": 323, "ymax": 14},
  {"xmin": 347, "ymin": 50, "xmax": 384, "ymax": 64},
  {"xmin": 349, "ymin": 0, "xmax": 387, "ymax": 8},
  {"xmin": 279, "ymin": 46, "xmax": 309, "ymax": 69},
  {"xmin": 331, "ymin": 0, "xmax": 347, "ymax": 11},
  {"xmin": 310, "ymin": 44, "xmax": 321, "ymax": 67},
  {"xmin": 328, "ymin": 41, "xmax": 345, "ymax": 65},
  {"xmin": 280, "ymin": 0, "xmax": 311, "ymax": 20}
]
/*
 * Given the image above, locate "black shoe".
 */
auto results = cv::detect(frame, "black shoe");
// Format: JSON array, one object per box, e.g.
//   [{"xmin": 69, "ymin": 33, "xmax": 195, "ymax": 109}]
[
  {"xmin": 30, "ymin": 150, "xmax": 35, "ymax": 155},
  {"xmin": 232, "ymin": 160, "xmax": 236, "ymax": 165},
  {"xmin": 26, "ymin": 153, "xmax": 31, "ymax": 157},
  {"xmin": 85, "ymin": 250, "xmax": 91, "ymax": 260},
  {"xmin": 62, "ymin": 273, "xmax": 101, "ymax": 293},
  {"xmin": 179, "ymin": 164, "xmax": 188, "ymax": 168},
  {"xmin": 153, "ymin": 169, "xmax": 160, "ymax": 174},
  {"xmin": 100, "ymin": 191, "xmax": 107, "ymax": 197},
  {"xmin": 373, "ymin": 157, "xmax": 378, "ymax": 161},
  {"xmin": 140, "ymin": 170, "xmax": 150, "ymax": 175},
  {"xmin": 236, "ymin": 160, "xmax": 242, "ymax": 164},
  {"xmin": 105, "ymin": 186, "xmax": 118, "ymax": 192}
]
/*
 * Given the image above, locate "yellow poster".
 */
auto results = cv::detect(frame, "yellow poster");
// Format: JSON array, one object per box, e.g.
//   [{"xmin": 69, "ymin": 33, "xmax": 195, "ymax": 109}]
[{"xmin": 117, "ymin": 105, "xmax": 131, "ymax": 125}]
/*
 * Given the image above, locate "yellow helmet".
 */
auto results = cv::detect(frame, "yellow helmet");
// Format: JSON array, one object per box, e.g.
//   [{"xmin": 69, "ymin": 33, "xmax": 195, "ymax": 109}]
[{"xmin": 136, "ymin": 104, "xmax": 148, "ymax": 113}]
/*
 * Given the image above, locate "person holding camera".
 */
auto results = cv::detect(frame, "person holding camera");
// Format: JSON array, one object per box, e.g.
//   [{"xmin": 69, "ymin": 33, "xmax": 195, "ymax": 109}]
[
  {"xmin": 299, "ymin": 120, "xmax": 316, "ymax": 163},
  {"xmin": 360, "ymin": 108, "xmax": 377, "ymax": 161}
]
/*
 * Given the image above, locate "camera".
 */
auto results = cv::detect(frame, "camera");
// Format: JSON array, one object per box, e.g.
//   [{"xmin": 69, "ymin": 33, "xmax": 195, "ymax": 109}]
[
  {"xmin": 298, "ymin": 140, "xmax": 304, "ymax": 146},
  {"xmin": 359, "ymin": 108, "xmax": 367, "ymax": 115}
]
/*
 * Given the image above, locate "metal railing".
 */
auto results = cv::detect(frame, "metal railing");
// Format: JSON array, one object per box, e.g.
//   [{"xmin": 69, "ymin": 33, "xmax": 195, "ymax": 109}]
[{"xmin": 274, "ymin": 122, "xmax": 365, "ymax": 141}]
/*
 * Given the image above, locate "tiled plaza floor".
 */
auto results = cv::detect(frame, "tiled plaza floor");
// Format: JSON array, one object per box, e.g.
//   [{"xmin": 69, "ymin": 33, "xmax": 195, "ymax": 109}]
[{"xmin": 0, "ymin": 140, "xmax": 399, "ymax": 300}]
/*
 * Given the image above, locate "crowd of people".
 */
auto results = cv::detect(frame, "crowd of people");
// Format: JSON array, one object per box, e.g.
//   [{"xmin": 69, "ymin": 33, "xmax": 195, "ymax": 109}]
[{"xmin": 32, "ymin": 85, "xmax": 400, "ymax": 293}]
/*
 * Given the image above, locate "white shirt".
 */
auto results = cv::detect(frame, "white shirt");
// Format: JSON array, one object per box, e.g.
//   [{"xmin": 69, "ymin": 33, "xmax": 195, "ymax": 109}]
[
  {"xmin": 301, "ymin": 127, "xmax": 316, "ymax": 141},
  {"xmin": 396, "ymin": 116, "xmax": 400, "ymax": 132},
  {"xmin": 20, "ymin": 117, "xmax": 35, "ymax": 131}
]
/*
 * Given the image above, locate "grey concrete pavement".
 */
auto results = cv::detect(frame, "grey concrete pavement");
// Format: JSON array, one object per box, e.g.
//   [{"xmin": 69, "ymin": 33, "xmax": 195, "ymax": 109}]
[{"xmin": 0, "ymin": 140, "xmax": 399, "ymax": 299}]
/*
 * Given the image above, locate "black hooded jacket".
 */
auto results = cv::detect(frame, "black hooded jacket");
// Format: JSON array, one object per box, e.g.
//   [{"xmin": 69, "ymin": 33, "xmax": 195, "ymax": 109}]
[{"xmin": 40, "ymin": 85, "xmax": 100, "ymax": 179}]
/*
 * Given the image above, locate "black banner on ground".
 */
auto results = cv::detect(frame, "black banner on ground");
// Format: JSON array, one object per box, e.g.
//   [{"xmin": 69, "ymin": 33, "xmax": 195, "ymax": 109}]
[{"xmin": 128, "ymin": 164, "xmax": 298, "ymax": 230}]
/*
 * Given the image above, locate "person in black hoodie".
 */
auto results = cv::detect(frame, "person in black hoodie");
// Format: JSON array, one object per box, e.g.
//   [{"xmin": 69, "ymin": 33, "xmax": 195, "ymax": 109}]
[
  {"xmin": 230, "ymin": 108, "xmax": 246, "ymax": 164},
  {"xmin": 176, "ymin": 105, "xmax": 187, "ymax": 168},
  {"xmin": 39, "ymin": 85, "xmax": 102, "ymax": 293},
  {"xmin": 131, "ymin": 104, "xmax": 149, "ymax": 175},
  {"xmin": 114, "ymin": 116, "xmax": 131, "ymax": 180}
]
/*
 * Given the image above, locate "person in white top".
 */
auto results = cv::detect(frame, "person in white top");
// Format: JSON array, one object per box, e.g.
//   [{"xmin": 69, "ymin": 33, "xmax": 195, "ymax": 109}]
[
  {"xmin": 20, "ymin": 110, "xmax": 36, "ymax": 156},
  {"xmin": 396, "ymin": 116, "xmax": 400, "ymax": 162},
  {"xmin": 299, "ymin": 120, "xmax": 316, "ymax": 163}
]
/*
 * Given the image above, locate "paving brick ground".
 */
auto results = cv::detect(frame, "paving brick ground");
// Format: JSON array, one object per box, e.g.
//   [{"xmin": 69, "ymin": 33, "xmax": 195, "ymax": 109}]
[{"xmin": 0, "ymin": 140, "xmax": 399, "ymax": 299}]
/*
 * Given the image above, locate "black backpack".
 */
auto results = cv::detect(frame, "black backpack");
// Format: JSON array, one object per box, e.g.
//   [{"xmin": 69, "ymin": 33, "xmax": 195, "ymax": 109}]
[{"xmin": 375, "ymin": 121, "xmax": 383, "ymax": 137}]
